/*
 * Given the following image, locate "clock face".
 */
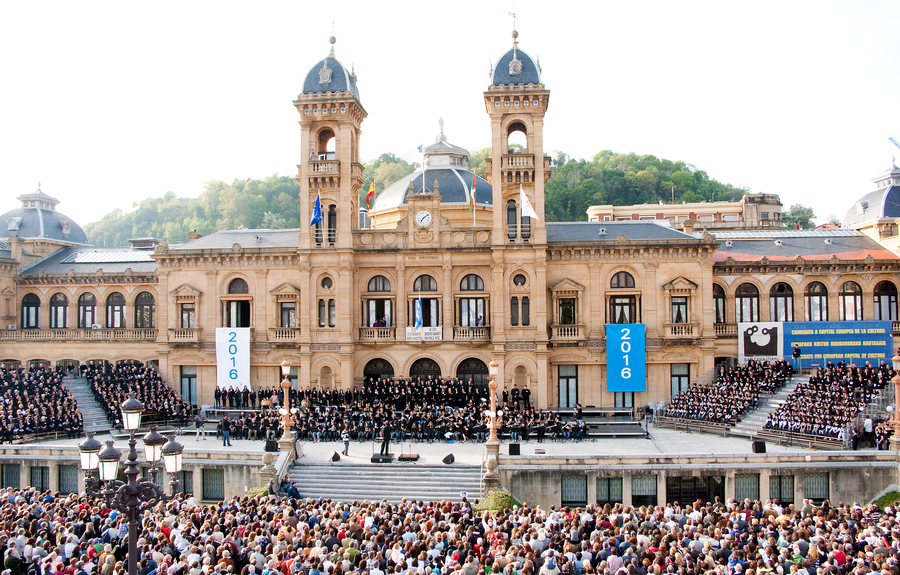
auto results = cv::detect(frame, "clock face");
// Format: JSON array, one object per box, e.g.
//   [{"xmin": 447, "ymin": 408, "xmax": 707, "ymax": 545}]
[{"xmin": 415, "ymin": 210, "xmax": 432, "ymax": 227}]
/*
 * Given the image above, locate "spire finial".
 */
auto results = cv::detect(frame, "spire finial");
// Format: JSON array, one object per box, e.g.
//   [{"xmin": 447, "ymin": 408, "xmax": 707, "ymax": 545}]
[
  {"xmin": 506, "ymin": 9, "xmax": 518, "ymax": 58},
  {"xmin": 329, "ymin": 25, "xmax": 336, "ymax": 57}
]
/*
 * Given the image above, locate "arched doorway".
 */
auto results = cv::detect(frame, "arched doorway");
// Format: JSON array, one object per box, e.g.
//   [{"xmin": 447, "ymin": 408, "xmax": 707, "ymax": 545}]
[
  {"xmin": 456, "ymin": 357, "xmax": 489, "ymax": 386},
  {"xmin": 409, "ymin": 358, "xmax": 441, "ymax": 380},
  {"xmin": 319, "ymin": 366, "xmax": 333, "ymax": 390},
  {"xmin": 364, "ymin": 358, "xmax": 395, "ymax": 381}
]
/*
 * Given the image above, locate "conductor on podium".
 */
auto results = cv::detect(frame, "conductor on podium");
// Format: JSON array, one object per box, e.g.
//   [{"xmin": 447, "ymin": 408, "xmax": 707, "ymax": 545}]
[{"xmin": 380, "ymin": 422, "xmax": 392, "ymax": 456}]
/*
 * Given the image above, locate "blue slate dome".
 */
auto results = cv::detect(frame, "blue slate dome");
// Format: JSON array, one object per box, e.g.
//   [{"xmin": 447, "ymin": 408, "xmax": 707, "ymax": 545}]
[
  {"xmin": 301, "ymin": 38, "xmax": 360, "ymax": 101},
  {"xmin": 0, "ymin": 186, "xmax": 89, "ymax": 245},
  {"xmin": 492, "ymin": 32, "xmax": 541, "ymax": 86}
]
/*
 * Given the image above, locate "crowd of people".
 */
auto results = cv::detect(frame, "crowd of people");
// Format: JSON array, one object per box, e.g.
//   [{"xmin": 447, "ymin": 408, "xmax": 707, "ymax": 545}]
[
  {"xmin": 765, "ymin": 361, "xmax": 892, "ymax": 440},
  {"xmin": 664, "ymin": 360, "xmax": 794, "ymax": 424},
  {"xmin": 212, "ymin": 377, "xmax": 584, "ymax": 444},
  {"xmin": 4, "ymin": 485, "xmax": 900, "ymax": 575},
  {"xmin": 0, "ymin": 365, "xmax": 82, "ymax": 443},
  {"xmin": 85, "ymin": 361, "xmax": 192, "ymax": 428}
]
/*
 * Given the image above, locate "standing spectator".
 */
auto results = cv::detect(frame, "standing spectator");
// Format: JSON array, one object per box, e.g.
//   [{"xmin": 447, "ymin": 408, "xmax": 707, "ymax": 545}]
[{"xmin": 222, "ymin": 416, "xmax": 232, "ymax": 447}]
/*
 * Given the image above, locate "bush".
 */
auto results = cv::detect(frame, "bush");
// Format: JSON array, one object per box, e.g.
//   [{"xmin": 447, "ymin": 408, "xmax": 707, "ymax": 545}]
[
  {"xmin": 875, "ymin": 491, "xmax": 900, "ymax": 509},
  {"xmin": 246, "ymin": 486, "xmax": 268, "ymax": 499},
  {"xmin": 475, "ymin": 488, "xmax": 520, "ymax": 512}
]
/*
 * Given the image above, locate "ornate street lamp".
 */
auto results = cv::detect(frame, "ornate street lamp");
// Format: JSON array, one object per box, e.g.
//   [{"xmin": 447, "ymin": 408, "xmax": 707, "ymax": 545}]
[
  {"xmin": 483, "ymin": 359, "xmax": 502, "ymax": 490},
  {"xmin": 79, "ymin": 394, "xmax": 185, "ymax": 575},
  {"xmin": 280, "ymin": 359, "xmax": 294, "ymax": 443}
]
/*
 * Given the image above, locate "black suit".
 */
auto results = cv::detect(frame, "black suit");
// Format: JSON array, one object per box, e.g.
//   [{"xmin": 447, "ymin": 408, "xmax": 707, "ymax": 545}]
[{"xmin": 380, "ymin": 423, "xmax": 391, "ymax": 455}]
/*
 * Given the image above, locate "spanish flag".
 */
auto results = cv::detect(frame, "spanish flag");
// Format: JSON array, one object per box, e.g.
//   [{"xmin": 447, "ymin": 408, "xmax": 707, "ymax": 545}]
[{"xmin": 365, "ymin": 178, "xmax": 375, "ymax": 209}]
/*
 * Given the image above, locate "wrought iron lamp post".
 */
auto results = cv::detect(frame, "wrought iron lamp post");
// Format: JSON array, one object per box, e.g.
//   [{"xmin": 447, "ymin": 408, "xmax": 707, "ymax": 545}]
[
  {"xmin": 483, "ymin": 358, "xmax": 502, "ymax": 491},
  {"xmin": 78, "ymin": 395, "xmax": 184, "ymax": 575}
]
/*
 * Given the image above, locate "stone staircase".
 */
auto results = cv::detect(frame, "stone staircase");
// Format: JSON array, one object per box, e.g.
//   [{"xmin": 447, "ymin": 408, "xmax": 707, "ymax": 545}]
[
  {"xmin": 729, "ymin": 373, "xmax": 806, "ymax": 439},
  {"xmin": 286, "ymin": 462, "xmax": 483, "ymax": 502},
  {"xmin": 64, "ymin": 377, "xmax": 111, "ymax": 435}
]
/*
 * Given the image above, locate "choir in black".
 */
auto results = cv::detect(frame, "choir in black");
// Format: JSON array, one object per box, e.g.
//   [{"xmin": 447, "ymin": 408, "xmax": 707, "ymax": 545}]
[
  {"xmin": 85, "ymin": 360, "xmax": 191, "ymax": 428},
  {"xmin": 0, "ymin": 364, "xmax": 82, "ymax": 443}
]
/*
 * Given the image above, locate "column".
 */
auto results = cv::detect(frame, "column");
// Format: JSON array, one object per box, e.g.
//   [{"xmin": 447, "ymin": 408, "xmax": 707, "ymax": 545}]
[
  {"xmin": 586, "ymin": 472, "xmax": 597, "ymax": 505},
  {"xmin": 759, "ymin": 469, "xmax": 771, "ymax": 503},
  {"xmin": 48, "ymin": 460, "xmax": 59, "ymax": 493},
  {"xmin": 442, "ymin": 262, "xmax": 453, "ymax": 338},
  {"xmin": 725, "ymin": 470, "xmax": 736, "ymax": 502},
  {"xmin": 657, "ymin": 470, "xmax": 667, "ymax": 507},
  {"xmin": 622, "ymin": 471, "xmax": 633, "ymax": 507},
  {"xmin": 396, "ymin": 257, "xmax": 407, "ymax": 330}
]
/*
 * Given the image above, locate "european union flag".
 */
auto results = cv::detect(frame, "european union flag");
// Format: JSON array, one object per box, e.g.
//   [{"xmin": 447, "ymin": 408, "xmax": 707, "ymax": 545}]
[{"xmin": 310, "ymin": 192, "xmax": 323, "ymax": 226}]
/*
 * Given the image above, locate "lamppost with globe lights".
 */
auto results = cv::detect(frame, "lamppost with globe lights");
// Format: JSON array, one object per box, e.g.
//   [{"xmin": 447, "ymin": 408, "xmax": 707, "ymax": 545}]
[
  {"xmin": 78, "ymin": 394, "xmax": 184, "ymax": 575},
  {"xmin": 483, "ymin": 358, "xmax": 502, "ymax": 491}
]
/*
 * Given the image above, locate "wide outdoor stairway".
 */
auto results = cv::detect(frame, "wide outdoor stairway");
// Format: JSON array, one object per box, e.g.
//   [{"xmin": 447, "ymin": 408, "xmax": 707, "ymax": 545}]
[
  {"xmin": 286, "ymin": 462, "xmax": 483, "ymax": 502},
  {"xmin": 729, "ymin": 373, "xmax": 806, "ymax": 439},
  {"xmin": 63, "ymin": 376, "xmax": 110, "ymax": 434}
]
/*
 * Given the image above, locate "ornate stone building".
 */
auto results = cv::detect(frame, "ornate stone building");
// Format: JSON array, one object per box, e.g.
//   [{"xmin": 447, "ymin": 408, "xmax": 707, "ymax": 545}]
[{"xmin": 2, "ymin": 34, "xmax": 899, "ymax": 411}]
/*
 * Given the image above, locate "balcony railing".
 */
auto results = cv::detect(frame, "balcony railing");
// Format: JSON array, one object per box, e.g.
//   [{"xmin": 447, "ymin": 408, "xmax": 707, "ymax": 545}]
[
  {"xmin": 359, "ymin": 327, "xmax": 396, "ymax": 342},
  {"xmin": 308, "ymin": 159, "xmax": 340, "ymax": 175},
  {"xmin": 551, "ymin": 324, "xmax": 585, "ymax": 341},
  {"xmin": 664, "ymin": 323, "xmax": 697, "ymax": 338},
  {"xmin": 502, "ymin": 153, "xmax": 535, "ymax": 169},
  {"xmin": 714, "ymin": 323, "xmax": 738, "ymax": 337},
  {"xmin": 168, "ymin": 328, "xmax": 202, "ymax": 342},
  {"xmin": 893, "ymin": 321, "xmax": 900, "ymax": 336},
  {"xmin": 452, "ymin": 326, "xmax": 491, "ymax": 341},
  {"xmin": 268, "ymin": 328, "xmax": 300, "ymax": 342},
  {"xmin": 0, "ymin": 328, "xmax": 158, "ymax": 341}
]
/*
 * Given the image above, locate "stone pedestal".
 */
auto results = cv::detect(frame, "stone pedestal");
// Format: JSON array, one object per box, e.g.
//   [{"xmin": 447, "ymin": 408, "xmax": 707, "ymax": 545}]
[
  {"xmin": 259, "ymin": 452, "xmax": 276, "ymax": 487},
  {"xmin": 484, "ymin": 440, "xmax": 500, "ymax": 492}
]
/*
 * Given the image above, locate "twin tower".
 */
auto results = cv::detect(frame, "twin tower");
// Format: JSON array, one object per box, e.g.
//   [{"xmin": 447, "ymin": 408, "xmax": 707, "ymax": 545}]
[{"xmin": 291, "ymin": 33, "xmax": 551, "ymax": 250}]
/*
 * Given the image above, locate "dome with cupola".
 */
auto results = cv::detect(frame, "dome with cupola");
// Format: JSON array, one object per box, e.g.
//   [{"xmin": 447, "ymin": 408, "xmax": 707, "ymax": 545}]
[
  {"xmin": 301, "ymin": 36, "xmax": 361, "ymax": 101},
  {"xmin": 0, "ymin": 185, "xmax": 89, "ymax": 245},
  {"xmin": 371, "ymin": 121, "xmax": 492, "ymax": 212},
  {"xmin": 491, "ymin": 30, "xmax": 541, "ymax": 86}
]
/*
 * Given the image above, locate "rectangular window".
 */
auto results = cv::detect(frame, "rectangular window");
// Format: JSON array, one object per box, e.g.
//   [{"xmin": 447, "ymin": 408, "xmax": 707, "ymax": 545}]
[
  {"xmin": 460, "ymin": 298, "xmax": 486, "ymax": 327},
  {"xmin": 80, "ymin": 305, "xmax": 96, "ymax": 328},
  {"xmin": 632, "ymin": 475, "xmax": 657, "ymax": 507},
  {"xmin": 561, "ymin": 475, "xmax": 587, "ymax": 507},
  {"xmin": 510, "ymin": 298, "xmax": 519, "ymax": 326},
  {"xmin": 180, "ymin": 303, "xmax": 196, "ymax": 329},
  {"xmin": 51, "ymin": 305, "xmax": 67, "ymax": 329},
  {"xmin": 559, "ymin": 298, "xmax": 576, "ymax": 324},
  {"xmin": 1, "ymin": 464, "xmax": 19, "ymax": 488},
  {"xmin": 610, "ymin": 296, "xmax": 637, "ymax": 324},
  {"xmin": 280, "ymin": 302, "xmax": 296, "ymax": 328},
  {"xmin": 714, "ymin": 295, "xmax": 725, "ymax": 324},
  {"xmin": 735, "ymin": 473, "xmax": 760, "ymax": 502},
  {"xmin": 22, "ymin": 307, "xmax": 38, "ymax": 329},
  {"xmin": 558, "ymin": 365, "xmax": 577, "ymax": 408},
  {"xmin": 365, "ymin": 300, "xmax": 392, "ymax": 327},
  {"xmin": 804, "ymin": 472, "xmax": 829, "ymax": 505},
  {"xmin": 761, "ymin": 212, "xmax": 769, "ymax": 221},
  {"xmin": 31, "ymin": 466, "xmax": 50, "ymax": 492},
  {"xmin": 875, "ymin": 293, "xmax": 898, "ymax": 321},
  {"xmin": 671, "ymin": 296, "xmax": 688, "ymax": 323},
  {"xmin": 173, "ymin": 470, "xmax": 193, "ymax": 495},
  {"xmin": 614, "ymin": 392, "xmax": 634, "ymax": 408},
  {"xmin": 58, "ymin": 465, "xmax": 79, "ymax": 495},
  {"xmin": 181, "ymin": 366, "xmax": 198, "ymax": 406},
  {"xmin": 318, "ymin": 299, "xmax": 326, "ymax": 327},
  {"xmin": 202, "ymin": 469, "xmax": 225, "ymax": 500},
  {"xmin": 597, "ymin": 477, "xmax": 623, "ymax": 507},
  {"xmin": 670, "ymin": 363, "xmax": 690, "ymax": 398},
  {"xmin": 521, "ymin": 297, "xmax": 530, "ymax": 326},
  {"xmin": 770, "ymin": 475, "xmax": 794, "ymax": 506},
  {"xmin": 328, "ymin": 299, "xmax": 335, "ymax": 327}
]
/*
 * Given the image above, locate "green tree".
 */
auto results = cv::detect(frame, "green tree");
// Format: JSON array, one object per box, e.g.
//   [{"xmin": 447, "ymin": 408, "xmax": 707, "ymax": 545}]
[
  {"xmin": 468, "ymin": 147, "xmax": 490, "ymax": 178},
  {"xmin": 783, "ymin": 204, "xmax": 817, "ymax": 229}
]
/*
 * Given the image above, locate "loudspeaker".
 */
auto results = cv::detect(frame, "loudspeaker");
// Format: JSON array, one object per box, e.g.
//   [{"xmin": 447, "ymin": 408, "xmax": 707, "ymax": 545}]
[
  {"xmin": 509, "ymin": 443, "xmax": 521, "ymax": 456},
  {"xmin": 398, "ymin": 453, "xmax": 420, "ymax": 462},
  {"xmin": 752, "ymin": 440, "xmax": 766, "ymax": 453},
  {"xmin": 265, "ymin": 439, "xmax": 278, "ymax": 452},
  {"xmin": 442, "ymin": 453, "xmax": 455, "ymax": 465},
  {"xmin": 331, "ymin": 452, "xmax": 341, "ymax": 462}
]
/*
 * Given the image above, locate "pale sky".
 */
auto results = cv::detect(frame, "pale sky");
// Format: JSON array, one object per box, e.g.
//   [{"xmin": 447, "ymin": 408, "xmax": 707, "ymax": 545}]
[{"xmin": 1, "ymin": 1, "xmax": 898, "ymax": 230}]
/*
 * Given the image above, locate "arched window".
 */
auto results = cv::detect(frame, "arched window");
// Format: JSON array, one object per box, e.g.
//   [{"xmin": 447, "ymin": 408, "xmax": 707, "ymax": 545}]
[
  {"xmin": 769, "ymin": 282, "xmax": 794, "ymax": 322},
  {"xmin": 874, "ymin": 281, "xmax": 898, "ymax": 321},
  {"xmin": 78, "ymin": 293, "xmax": 96, "ymax": 329},
  {"xmin": 367, "ymin": 276, "xmax": 391, "ymax": 292},
  {"xmin": 327, "ymin": 205, "xmax": 337, "ymax": 245},
  {"xmin": 804, "ymin": 282, "xmax": 828, "ymax": 322},
  {"xmin": 225, "ymin": 278, "xmax": 251, "ymax": 328},
  {"xmin": 460, "ymin": 274, "xmax": 484, "ymax": 291},
  {"xmin": 317, "ymin": 128, "xmax": 336, "ymax": 160},
  {"xmin": 839, "ymin": 281, "xmax": 863, "ymax": 321},
  {"xmin": 413, "ymin": 275, "xmax": 437, "ymax": 291},
  {"xmin": 610, "ymin": 271, "xmax": 635, "ymax": 289},
  {"xmin": 134, "ymin": 292, "xmax": 155, "ymax": 329},
  {"xmin": 459, "ymin": 274, "xmax": 486, "ymax": 327},
  {"xmin": 106, "ymin": 292, "xmax": 126, "ymax": 328},
  {"xmin": 50, "ymin": 293, "xmax": 68, "ymax": 329},
  {"xmin": 713, "ymin": 284, "xmax": 726, "ymax": 324},
  {"xmin": 735, "ymin": 283, "xmax": 759, "ymax": 323},
  {"xmin": 364, "ymin": 276, "xmax": 393, "ymax": 327},
  {"xmin": 228, "ymin": 278, "xmax": 248, "ymax": 294},
  {"xmin": 21, "ymin": 294, "xmax": 39, "ymax": 329}
]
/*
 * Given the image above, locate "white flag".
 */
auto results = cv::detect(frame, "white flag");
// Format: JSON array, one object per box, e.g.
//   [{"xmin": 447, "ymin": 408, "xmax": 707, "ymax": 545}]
[{"xmin": 520, "ymin": 185, "xmax": 539, "ymax": 220}]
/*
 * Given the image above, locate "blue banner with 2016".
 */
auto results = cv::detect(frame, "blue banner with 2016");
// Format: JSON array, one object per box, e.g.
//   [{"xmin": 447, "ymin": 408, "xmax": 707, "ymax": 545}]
[{"xmin": 606, "ymin": 323, "xmax": 646, "ymax": 392}]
